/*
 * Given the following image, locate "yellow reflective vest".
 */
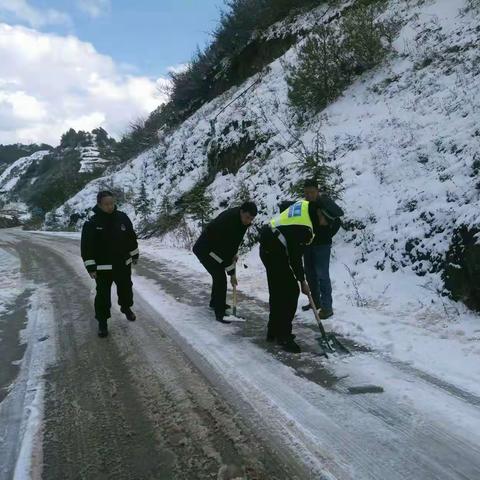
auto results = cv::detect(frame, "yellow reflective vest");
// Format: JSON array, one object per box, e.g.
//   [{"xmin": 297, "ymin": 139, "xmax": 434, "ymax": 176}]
[{"xmin": 270, "ymin": 200, "xmax": 314, "ymax": 243}]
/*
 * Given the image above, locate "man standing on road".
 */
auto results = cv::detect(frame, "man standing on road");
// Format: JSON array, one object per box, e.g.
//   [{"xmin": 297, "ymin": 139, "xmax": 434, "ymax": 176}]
[
  {"xmin": 81, "ymin": 191, "xmax": 139, "ymax": 337},
  {"xmin": 303, "ymin": 179, "xmax": 343, "ymax": 319},
  {"xmin": 259, "ymin": 199, "xmax": 324, "ymax": 353},
  {"xmin": 193, "ymin": 201, "xmax": 258, "ymax": 324}
]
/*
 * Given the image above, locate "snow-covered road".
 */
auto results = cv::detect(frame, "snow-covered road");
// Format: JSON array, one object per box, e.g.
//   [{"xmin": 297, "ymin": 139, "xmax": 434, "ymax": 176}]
[{"xmin": 1, "ymin": 229, "xmax": 480, "ymax": 479}]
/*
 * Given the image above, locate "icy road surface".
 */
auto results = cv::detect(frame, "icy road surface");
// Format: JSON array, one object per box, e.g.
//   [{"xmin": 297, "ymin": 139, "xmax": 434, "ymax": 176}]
[{"xmin": 1, "ymin": 229, "xmax": 480, "ymax": 480}]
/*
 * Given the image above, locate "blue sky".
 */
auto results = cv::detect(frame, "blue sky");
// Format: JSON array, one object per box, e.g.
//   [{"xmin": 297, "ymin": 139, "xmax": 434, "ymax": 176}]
[
  {"xmin": 2, "ymin": 0, "xmax": 225, "ymax": 77},
  {"xmin": 0, "ymin": 0, "xmax": 226, "ymax": 144}
]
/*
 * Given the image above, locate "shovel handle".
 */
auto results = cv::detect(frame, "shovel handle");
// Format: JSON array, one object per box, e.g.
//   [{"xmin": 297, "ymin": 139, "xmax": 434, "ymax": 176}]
[
  {"xmin": 307, "ymin": 291, "xmax": 328, "ymax": 338},
  {"xmin": 232, "ymin": 259, "xmax": 238, "ymax": 316}
]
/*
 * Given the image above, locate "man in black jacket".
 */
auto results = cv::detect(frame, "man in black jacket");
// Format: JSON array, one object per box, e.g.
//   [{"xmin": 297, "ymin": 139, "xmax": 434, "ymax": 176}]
[
  {"xmin": 193, "ymin": 201, "xmax": 257, "ymax": 324},
  {"xmin": 81, "ymin": 191, "xmax": 139, "ymax": 337},
  {"xmin": 259, "ymin": 200, "xmax": 321, "ymax": 353},
  {"xmin": 303, "ymin": 179, "xmax": 343, "ymax": 319}
]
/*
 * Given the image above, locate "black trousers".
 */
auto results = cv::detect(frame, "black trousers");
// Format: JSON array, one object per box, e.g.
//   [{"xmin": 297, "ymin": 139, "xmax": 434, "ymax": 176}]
[
  {"xmin": 94, "ymin": 266, "xmax": 133, "ymax": 324},
  {"xmin": 194, "ymin": 251, "xmax": 227, "ymax": 316},
  {"xmin": 260, "ymin": 245, "xmax": 300, "ymax": 341}
]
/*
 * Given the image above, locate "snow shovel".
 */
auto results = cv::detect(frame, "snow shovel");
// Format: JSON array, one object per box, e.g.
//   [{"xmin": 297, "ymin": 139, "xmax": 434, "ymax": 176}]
[
  {"xmin": 232, "ymin": 284, "xmax": 238, "ymax": 317},
  {"xmin": 228, "ymin": 284, "xmax": 246, "ymax": 322},
  {"xmin": 307, "ymin": 291, "xmax": 350, "ymax": 354}
]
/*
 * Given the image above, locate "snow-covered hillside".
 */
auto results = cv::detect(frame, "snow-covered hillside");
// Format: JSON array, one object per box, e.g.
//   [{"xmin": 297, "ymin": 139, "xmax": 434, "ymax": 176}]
[
  {"xmin": 0, "ymin": 150, "xmax": 51, "ymax": 195},
  {"xmin": 52, "ymin": 0, "xmax": 480, "ymax": 306},
  {"xmin": 0, "ymin": 127, "xmax": 119, "ymax": 223}
]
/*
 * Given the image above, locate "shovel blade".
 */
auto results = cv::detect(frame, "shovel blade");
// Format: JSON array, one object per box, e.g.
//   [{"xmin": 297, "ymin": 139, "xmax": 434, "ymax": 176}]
[
  {"xmin": 327, "ymin": 334, "xmax": 350, "ymax": 354},
  {"xmin": 318, "ymin": 334, "xmax": 350, "ymax": 355},
  {"xmin": 315, "ymin": 339, "xmax": 329, "ymax": 358}
]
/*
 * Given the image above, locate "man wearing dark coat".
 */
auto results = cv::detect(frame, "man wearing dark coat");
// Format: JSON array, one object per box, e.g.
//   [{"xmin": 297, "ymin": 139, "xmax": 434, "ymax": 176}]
[
  {"xmin": 81, "ymin": 191, "xmax": 139, "ymax": 337},
  {"xmin": 303, "ymin": 179, "xmax": 344, "ymax": 319},
  {"xmin": 193, "ymin": 201, "xmax": 258, "ymax": 324}
]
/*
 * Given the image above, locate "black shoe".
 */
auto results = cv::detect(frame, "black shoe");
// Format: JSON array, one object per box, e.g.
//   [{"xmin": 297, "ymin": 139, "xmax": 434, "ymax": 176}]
[
  {"xmin": 277, "ymin": 338, "xmax": 301, "ymax": 353},
  {"xmin": 266, "ymin": 332, "xmax": 276, "ymax": 342},
  {"xmin": 301, "ymin": 304, "xmax": 312, "ymax": 312},
  {"xmin": 98, "ymin": 322, "xmax": 108, "ymax": 337},
  {"xmin": 318, "ymin": 308, "xmax": 334, "ymax": 320},
  {"xmin": 215, "ymin": 314, "xmax": 231, "ymax": 324},
  {"xmin": 121, "ymin": 307, "xmax": 136, "ymax": 322}
]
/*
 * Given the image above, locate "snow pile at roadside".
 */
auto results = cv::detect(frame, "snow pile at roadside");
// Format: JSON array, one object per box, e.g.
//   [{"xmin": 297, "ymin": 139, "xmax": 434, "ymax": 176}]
[
  {"xmin": 0, "ymin": 248, "xmax": 24, "ymax": 314},
  {"xmin": 0, "ymin": 245, "xmax": 56, "ymax": 480},
  {"xmin": 11, "ymin": 287, "xmax": 56, "ymax": 480}
]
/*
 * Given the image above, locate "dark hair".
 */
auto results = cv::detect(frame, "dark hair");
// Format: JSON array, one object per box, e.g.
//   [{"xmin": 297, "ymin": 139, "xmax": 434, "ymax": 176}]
[
  {"xmin": 240, "ymin": 201, "xmax": 258, "ymax": 216},
  {"xmin": 97, "ymin": 190, "xmax": 114, "ymax": 203},
  {"xmin": 304, "ymin": 178, "xmax": 318, "ymax": 189}
]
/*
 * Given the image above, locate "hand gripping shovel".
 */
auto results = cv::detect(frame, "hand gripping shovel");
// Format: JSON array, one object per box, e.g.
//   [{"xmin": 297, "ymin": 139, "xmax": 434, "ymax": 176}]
[{"xmin": 307, "ymin": 291, "xmax": 350, "ymax": 355}]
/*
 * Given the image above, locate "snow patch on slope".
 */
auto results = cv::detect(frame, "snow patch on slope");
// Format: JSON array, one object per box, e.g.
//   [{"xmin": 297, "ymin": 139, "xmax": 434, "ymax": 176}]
[{"xmin": 0, "ymin": 151, "xmax": 50, "ymax": 194}]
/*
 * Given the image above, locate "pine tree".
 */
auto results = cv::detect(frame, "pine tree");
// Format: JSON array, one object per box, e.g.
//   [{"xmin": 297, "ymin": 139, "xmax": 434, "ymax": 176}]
[
  {"xmin": 181, "ymin": 183, "xmax": 214, "ymax": 229},
  {"xmin": 137, "ymin": 181, "xmax": 150, "ymax": 217}
]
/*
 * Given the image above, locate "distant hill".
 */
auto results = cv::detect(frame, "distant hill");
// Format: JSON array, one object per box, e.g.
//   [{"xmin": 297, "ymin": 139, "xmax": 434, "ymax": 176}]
[{"xmin": 0, "ymin": 127, "xmax": 119, "ymax": 226}]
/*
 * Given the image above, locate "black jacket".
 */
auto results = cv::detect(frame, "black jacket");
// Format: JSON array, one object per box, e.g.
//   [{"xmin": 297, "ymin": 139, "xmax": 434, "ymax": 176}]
[
  {"xmin": 81, "ymin": 205, "xmax": 139, "ymax": 273},
  {"xmin": 311, "ymin": 218, "xmax": 341, "ymax": 245},
  {"xmin": 193, "ymin": 207, "xmax": 248, "ymax": 276},
  {"xmin": 311, "ymin": 195, "xmax": 343, "ymax": 245},
  {"xmin": 259, "ymin": 202, "xmax": 319, "ymax": 282}
]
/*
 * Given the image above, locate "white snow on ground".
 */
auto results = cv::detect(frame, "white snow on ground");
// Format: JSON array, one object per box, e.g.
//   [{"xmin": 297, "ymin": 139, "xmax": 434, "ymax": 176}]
[
  {"xmin": 139, "ymin": 238, "xmax": 480, "ymax": 398},
  {"xmin": 132, "ymin": 273, "xmax": 480, "ymax": 479},
  {"xmin": 24, "ymin": 231, "xmax": 480, "ymax": 478},
  {"xmin": 35, "ymin": 229, "xmax": 480, "ymax": 398},
  {"xmin": 12, "ymin": 287, "xmax": 56, "ymax": 480},
  {"xmin": 0, "ymin": 248, "xmax": 24, "ymax": 315},
  {"xmin": 0, "ymin": 246, "xmax": 56, "ymax": 480}
]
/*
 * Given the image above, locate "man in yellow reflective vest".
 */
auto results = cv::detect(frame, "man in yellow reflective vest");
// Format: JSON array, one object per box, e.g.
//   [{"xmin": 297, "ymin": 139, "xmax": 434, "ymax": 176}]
[{"xmin": 259, "ymin": 200, "xmax": 323, "ymax": 353}]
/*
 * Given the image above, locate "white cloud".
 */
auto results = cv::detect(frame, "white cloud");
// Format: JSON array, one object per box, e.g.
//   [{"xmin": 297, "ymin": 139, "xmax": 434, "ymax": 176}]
[
  {"xmin": 0, "ymin": 23, "xmax": 169, "ymax": 145},
  {"xmin": 0, "ymin": 0, "xmax": 71, "ymax": 28},
  {"xmin": 77, "ymin": 0, "xmax": 111, "ymax": 19},
  {"xmin": 0, "ymin": 90, "xmax": 47, "ymax": 121}
]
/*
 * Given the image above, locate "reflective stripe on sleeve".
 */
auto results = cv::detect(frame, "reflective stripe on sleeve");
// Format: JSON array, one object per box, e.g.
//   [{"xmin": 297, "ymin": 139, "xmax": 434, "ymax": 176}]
[
  {"xmin": 271, "ymin": 227, "xmax": 288, "ymax": 250},
  {"xmin": 96, "ymin": 265, "xmax": 113, "ymax": 271},
  {"xmin": 84, "ymin": 260, "xmax": 96, "ymax": 267},
  {"xmin": 225, "ymin": 264, "xmax": 235, "ymax": 272},
  {"xmin": 130, "ymin": 248, "xmax": 139, "ymax": 256},
  {"xmin": 209, "ymin": 252, "xmax": 223, "ymax": 264},
  {"xmin": 125, "ymin": 258, "xmax": 133, "ymax": 266}
]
